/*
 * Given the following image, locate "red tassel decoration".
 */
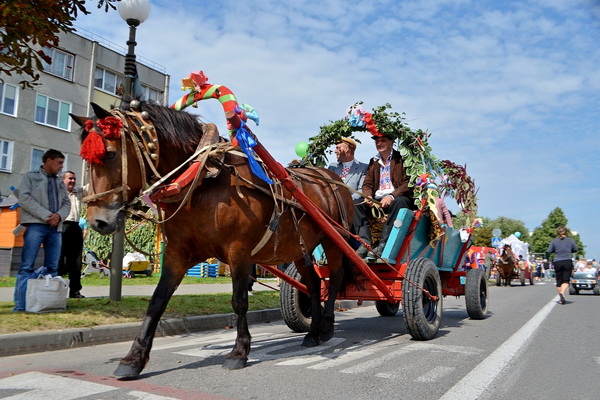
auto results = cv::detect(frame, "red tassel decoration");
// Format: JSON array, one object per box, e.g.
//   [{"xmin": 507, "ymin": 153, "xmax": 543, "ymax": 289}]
[{"xmin": 80, "ymin": 130, "xmax": 106, "ymax": 165}]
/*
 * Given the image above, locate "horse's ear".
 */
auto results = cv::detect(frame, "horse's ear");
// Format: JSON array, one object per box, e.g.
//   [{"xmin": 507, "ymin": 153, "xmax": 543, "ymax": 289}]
[
  {"xmin": 91, "ymin": 102, "xmax": 113, "ymax": 119},
  {"xmin": 70, "ymin": 114, "xmax": 90, "ymax": 127}
]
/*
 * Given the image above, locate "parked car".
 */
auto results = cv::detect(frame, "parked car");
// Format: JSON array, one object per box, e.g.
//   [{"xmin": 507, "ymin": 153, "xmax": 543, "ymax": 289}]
[{"xmin": 569, "ymin": 269, "xmax": 599, "ymax": 295}]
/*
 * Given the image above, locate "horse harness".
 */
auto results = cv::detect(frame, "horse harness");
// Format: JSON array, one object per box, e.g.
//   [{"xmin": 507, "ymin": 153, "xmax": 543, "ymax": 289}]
[{"xmin": 86, "ymin": 106, "xmax": 355, "ymax": 258}]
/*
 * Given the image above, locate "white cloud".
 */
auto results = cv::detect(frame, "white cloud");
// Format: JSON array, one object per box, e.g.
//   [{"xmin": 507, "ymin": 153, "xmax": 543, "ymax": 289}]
[{"xmin": 75, "ymin": 0, "xmax": 600, "ymax": 258}]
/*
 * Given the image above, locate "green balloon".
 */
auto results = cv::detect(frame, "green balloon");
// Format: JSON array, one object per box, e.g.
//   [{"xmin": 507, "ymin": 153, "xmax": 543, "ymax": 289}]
[{"xmin": 295, "ymin": 141, "xmax": 309, "ymax": 158}]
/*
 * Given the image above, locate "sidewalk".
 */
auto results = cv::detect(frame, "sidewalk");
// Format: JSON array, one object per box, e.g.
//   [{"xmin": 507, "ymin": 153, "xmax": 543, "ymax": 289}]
[
  {"xmin": 0, "ymin": 280, "xmax": 275, "ymax": 303},
  {"xmin": 0, "ymin": 281, "xmax": 366, "ymax": 357}
]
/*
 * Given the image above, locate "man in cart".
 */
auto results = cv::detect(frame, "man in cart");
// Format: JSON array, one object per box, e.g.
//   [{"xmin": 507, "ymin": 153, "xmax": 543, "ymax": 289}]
[
  {"xmin": 357, "ymin": 132, "xmax": 416, "ymax": 257},
  {"xmin": 327, "ymin": 138, "xmax": 369, "ymax": 255}
]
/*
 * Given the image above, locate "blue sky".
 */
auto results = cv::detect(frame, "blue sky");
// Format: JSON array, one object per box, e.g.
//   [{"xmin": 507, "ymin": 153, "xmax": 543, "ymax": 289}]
[{"xmin": 76, "ymin": 0, "xmax": 600, "ymax": 259}]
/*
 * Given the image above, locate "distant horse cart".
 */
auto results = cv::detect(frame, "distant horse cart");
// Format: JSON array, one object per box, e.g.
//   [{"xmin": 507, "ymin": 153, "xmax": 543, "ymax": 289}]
[
  {"xmin": 495, "ymin": 244, "xmax": 534, "ymax": 286},
  {"xmin": 74, "ymin": 73, "xmax": 487, "ymax": 378}
]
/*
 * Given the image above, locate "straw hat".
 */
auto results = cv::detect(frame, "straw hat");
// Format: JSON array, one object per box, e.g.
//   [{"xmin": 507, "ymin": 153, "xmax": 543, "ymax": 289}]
[{"xmin": 336, "ymin": 137, "xmax": 357, "ymax": 150}]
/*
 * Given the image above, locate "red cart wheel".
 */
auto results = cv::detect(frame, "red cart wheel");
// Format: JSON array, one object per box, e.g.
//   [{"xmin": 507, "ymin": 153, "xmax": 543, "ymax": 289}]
[
  {"xmin": 402, "ymin": 258, "xmax": 442, "ymax": 340},
  {"xmin": 279, "ymin": 263, "xmax": 313, "ymax": 333},
  {"xmin": 375, "ymin": 301, "xmax": 399, "ymax": 316},
  {"xmin": 465, "ymin": 268, "xmax": 489, "ymax": 319}
]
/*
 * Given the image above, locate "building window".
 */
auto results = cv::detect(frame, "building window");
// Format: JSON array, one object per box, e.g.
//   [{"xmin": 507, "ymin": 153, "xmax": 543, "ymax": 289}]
[
  {"xmin": 142, "ymin": 85, "xmax": 161, "ymax": 103},
  {"xmin": 95, "ymin": 67, "xmax": 124, "ymax": 96},
  {"xmin": 34, "ymin": 94, "xmax": 71, "ymax": 131},
  {"xmin": 0, "ymin": 140, "xmax": 14, "ymax": 172},
  {"xmin": 30, "ymin": 148, "xmax": 44, "ymax": 171},
  {"xmin": 41, "ymin": 47, "xmax": 74, "ymax": 81},
  {"xmin": 0, "ymin": 82, "xmax": 18, "ymax": 116}
]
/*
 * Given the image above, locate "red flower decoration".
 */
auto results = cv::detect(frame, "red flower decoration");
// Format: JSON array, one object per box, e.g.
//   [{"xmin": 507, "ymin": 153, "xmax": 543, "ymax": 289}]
[
  {"xmin": 97, "ymin": 116, "xmax": 123, "ymax": 139},
  {"xmin": 364, "ymin": 112, "xmax": 383, "ymax": 137}
]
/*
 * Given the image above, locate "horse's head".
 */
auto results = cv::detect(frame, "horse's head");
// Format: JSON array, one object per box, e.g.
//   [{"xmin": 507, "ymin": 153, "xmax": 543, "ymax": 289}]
[{"xmin": 71, "ymin": 102, "xmax": 148, "ymax": 234}]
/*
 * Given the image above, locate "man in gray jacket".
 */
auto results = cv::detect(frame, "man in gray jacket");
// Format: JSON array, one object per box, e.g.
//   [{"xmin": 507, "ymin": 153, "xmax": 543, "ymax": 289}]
[
  {"xmin": 327, "ymin": 138, "xmax": 368, "ymax": 255},
  {"xmin": 13, "ymin": 149, "xmax": 70, "ymax": 312}
]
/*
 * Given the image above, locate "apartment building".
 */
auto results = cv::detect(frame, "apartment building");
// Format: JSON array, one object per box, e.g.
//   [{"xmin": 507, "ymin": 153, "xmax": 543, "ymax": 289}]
[{"xmin": 0, "ymin": 28, "xmax": 169, "ymax": 276}]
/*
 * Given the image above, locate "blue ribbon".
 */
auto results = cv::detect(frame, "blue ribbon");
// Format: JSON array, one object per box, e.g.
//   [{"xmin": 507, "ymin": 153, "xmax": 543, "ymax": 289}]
[{"xmin": 234, "ymin": 121, "xmax": 273, "ymax": 184}]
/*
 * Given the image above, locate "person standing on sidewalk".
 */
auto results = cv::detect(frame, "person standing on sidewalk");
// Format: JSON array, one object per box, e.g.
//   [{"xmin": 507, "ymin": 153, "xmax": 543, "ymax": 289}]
[
  {"xmin": 547, "ymin": 226, "xmax": 578, "ymax": 304},
  {"xmin": 13, "ymin": 149, "xmax": 70, "ymax": 311},
  {"xmin": 58, "ymin": 171, "xmax": 86, "ymax": 298}
]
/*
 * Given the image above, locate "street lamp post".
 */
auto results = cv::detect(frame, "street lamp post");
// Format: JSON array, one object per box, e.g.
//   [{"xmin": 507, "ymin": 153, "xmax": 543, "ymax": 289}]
[{"xmin": 109, "ymin": 0, "xmax": 151, "ymax": 301}]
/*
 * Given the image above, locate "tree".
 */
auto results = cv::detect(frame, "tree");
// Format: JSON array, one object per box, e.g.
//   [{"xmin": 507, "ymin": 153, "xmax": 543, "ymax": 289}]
[
  {"xmin": 489, "ymin": 216, "xmax": 529, "ymax": 243},
  {"xmin": 529, "ymin": 207, "xmax": 585, "ymax": 258},
  {"xmin": 453, "ymin": 214, "xmax": 528, "ymax": 247},
  {"xmin": 0, "ymin": 0, "xmax": 117, "ymax": 88}
]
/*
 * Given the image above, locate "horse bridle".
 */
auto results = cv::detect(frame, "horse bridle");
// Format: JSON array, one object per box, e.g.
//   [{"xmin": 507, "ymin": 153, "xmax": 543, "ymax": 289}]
[{"xmin": 82, "ymin": 107, "xmax": 160, "ymax": 211}]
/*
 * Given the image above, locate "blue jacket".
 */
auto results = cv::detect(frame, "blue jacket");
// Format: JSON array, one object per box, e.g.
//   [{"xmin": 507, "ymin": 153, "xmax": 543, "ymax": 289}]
[{"xmin": 328, "ymin": 158, "xmax": 368, "ymax": 201}]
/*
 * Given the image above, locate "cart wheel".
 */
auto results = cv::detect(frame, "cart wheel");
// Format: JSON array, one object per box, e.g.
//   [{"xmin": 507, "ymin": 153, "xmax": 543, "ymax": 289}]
[
  {"xmin": 375, "ymin": 301, "xmax": 399, "ymax": 316},
  {"xmin": 402, "ymin": 258, "xmax": 442, "ymax": 340},
  {"xmin": 465, "ymin": 268, "xmax": 488, "ymax": 319},
  {"xmin": 495, "ymin": 272, "xmax": 501, "ymax": 287},
  {"xmin": 279, "ymin": 263, "xmax": 313, "ymax": 333},
  {"xmin": 519, "ymin": 270, "xmax": 525, "ymax": 286}
]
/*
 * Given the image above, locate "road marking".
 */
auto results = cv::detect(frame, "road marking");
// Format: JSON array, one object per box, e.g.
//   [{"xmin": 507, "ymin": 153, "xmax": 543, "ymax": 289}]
[
  {"xmin": 127, "ymin": 391, "xmax": 179, "ymax": 400},
  {"xmin": 440, "ymin": 297, "xmax": 557, "ymax": 400},
  {"xmin": 0, "ymin": 371, "xmax": 114, "ymax": 400},
  {"xmin": 416, "ymin": 366, "xmax": 455, "ymax": 382}
]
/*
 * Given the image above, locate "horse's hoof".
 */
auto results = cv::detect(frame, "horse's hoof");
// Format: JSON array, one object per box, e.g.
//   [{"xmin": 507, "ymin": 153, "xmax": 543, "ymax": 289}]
[
  {"xmin": 301, "ymin": 334, "xmax": 321, "ymax": 347},
  {"xmin": 223, "ymin": 357, "xmax": 247, "ymax": 370},
  {"xmin": 319, "ymin": 330, "xmax": 334, "ymax": 342},
  {"xmin": 114, "ymin": 363, "xmax": 143, "ymax": 379}
]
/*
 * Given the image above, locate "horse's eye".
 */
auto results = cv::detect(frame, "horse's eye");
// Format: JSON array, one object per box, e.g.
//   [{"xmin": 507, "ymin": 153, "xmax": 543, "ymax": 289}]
[{"xmin": 105, "ymin": 151, "xmax": 117, "ymax": 162}]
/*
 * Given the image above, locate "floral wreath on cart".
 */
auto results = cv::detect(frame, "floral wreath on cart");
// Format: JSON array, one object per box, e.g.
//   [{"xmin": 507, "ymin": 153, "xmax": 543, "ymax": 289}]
[{"xmin": 302, "ymin": 102, "xmax": 480, "ymax": 240}]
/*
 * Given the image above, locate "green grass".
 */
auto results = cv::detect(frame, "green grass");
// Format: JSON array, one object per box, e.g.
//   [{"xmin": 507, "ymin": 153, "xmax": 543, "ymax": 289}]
[
  {"xmin": 0, "ymin": 274, "xmax": 234, "ymax": 288},
  {"xmin": 0, "ymin": 291, "xmax": 280, "ymax": 334}
]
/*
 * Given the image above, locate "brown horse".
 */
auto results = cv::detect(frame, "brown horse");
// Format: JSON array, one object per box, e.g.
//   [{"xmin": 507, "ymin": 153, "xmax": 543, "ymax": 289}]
[
  {"xmin": 496, "ymin": 244, "xmax": 515, "ymax": 286},
  {"xmin": 72, "ymin": 101, "xmax": 355, "ymax": 378}
]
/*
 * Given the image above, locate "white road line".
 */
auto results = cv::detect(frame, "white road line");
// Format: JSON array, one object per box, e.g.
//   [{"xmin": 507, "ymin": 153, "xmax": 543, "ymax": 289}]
[
  {"xmin": 0, "ymin": 372, "xmax": 114, "ymax": 400},
  {"xmin": 440, "ymin": 297, "xmax": 558, "ymax": 400}
]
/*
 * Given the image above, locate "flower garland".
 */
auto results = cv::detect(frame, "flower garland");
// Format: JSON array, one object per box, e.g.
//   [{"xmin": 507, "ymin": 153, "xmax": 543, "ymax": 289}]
[{"xmin": 307, "ymin": 103, "xmax": 479, "ymax": 230}]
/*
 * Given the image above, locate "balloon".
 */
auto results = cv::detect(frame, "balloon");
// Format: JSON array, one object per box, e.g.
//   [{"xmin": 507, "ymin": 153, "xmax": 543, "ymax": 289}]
[
  {"xmin": 295, "ymin": 141, "xmax": 309, "ymax": 158},
  {"xmin": 514, "ymin": 232, "xmax": 521, "ymax": 238}
]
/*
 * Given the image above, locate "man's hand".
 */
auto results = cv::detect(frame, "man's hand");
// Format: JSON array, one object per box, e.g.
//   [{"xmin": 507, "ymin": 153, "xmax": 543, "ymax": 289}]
[
  {"xmin": 45, "ymin": 213, "xmax": 61, "ymax": 227},
  {"xmin": 380, "ymin": 195, "xmax": 394, "ymax": 208}
]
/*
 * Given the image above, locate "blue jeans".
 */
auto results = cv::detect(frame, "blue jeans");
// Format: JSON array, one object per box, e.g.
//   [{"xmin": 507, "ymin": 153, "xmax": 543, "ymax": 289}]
[{"xmin": 13, "ymin": 224, "xmax": 62, "ymax": 311}]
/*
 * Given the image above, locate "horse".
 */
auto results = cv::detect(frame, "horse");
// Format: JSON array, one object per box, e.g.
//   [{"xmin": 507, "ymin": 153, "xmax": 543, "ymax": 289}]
[
  {"xmin": 71, "ymin": 101, "xmax": 356, "ymax": 378},
  {"xmin": 496, "ymin": 244, "xmax": 515, "ymax": 286}
]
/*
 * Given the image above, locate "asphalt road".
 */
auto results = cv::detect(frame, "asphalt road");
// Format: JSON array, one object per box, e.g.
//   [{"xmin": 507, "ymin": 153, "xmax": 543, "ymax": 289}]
[{"xmin": 1, "ymin": 280, "xmax": 599, "ymax": 400}]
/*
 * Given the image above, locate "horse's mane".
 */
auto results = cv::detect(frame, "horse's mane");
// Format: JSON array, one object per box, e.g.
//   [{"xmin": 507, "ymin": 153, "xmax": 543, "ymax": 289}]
[{"xmin": 142, "ymin": 103, "xmax": 205, "ymax": 154}]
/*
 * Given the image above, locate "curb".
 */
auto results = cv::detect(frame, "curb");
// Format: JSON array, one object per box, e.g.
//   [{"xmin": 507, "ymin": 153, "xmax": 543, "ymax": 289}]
[{"xmin": 0, "ymin": 300, "xmax": 369, "ymax": 357}]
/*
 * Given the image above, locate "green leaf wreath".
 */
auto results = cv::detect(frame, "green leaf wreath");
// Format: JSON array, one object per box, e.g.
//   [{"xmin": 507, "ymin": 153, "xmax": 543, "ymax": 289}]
[{"xmin": 305, "ymin": 102, "xmax": 479, "ymax": 228}]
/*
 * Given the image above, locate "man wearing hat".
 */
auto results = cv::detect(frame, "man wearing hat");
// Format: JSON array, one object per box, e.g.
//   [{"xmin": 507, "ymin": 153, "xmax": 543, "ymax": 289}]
[
  {"xmin": 328, "ymin": 138, "xmax": 368, "ymax": 250},
  {"xmin": 358, "ymin": 132, "xmax": 415, "ymax": 257}
]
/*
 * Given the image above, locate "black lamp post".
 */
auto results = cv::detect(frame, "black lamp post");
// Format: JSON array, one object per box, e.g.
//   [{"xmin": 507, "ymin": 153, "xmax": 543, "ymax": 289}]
[{"xmin": 109, "ymin": 0, "xmax": 151, "ymax": 301}]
